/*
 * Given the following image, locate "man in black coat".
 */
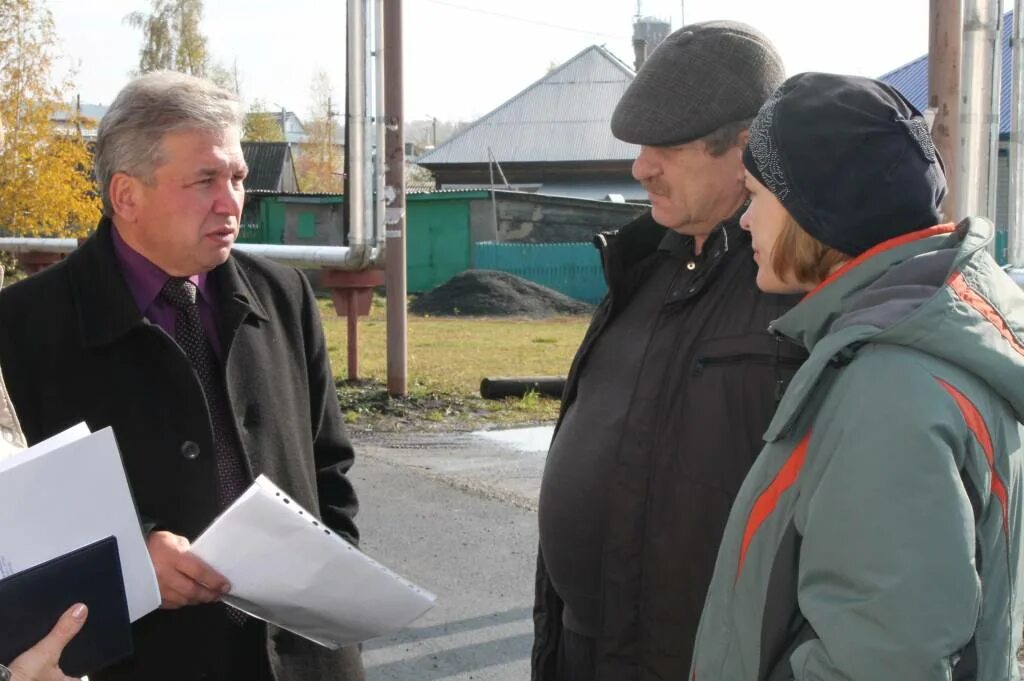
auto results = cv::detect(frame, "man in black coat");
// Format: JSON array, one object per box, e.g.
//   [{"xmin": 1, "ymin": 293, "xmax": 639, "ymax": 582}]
[
  {"xmin": 0, "ymin": 71, "xmax": 364, "ymax": 681},
  {"xmin": 533, "ymin": 22, "xmax": 805, "ymax": 680}
]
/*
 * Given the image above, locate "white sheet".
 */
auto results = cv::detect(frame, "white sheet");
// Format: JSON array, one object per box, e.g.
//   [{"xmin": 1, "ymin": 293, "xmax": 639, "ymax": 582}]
[
  {"xmin": 191, "ymin": 474, "xmax": 436, "ymax": 648},
  {"xmin": 0, "ymin": 424, "xmax": 161, "ymax": 622}
]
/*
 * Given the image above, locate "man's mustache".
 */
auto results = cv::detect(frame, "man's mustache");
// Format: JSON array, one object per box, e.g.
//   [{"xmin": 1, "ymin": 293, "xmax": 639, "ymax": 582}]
[{"xmin": 642, "ymin": 181, "xmax": 669, "ymax": 197}]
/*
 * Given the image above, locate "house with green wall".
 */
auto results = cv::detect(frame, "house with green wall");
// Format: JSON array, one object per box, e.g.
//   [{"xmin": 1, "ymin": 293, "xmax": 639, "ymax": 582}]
[{"xmin": 240, "ymin": 189, "xmax": 644, "ymax": 300}]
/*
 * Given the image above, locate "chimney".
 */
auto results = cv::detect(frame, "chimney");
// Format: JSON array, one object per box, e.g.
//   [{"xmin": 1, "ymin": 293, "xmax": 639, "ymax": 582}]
[{"xmin": 633, "ymin": 37, "xmax": 649, "ymax": 71}]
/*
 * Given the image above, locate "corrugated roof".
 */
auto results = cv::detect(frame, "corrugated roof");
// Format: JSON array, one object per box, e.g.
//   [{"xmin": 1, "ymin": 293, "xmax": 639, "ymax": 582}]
[
  {"xmin": 417, "ymin": 45, "xmax": 639, "ymax": 166},
  {"xmin": 52, "ymin": 103, "xmax": 109, "ymax": 122},
  {"xmin": 241, "ymin": 142, "xmax": 293, "ymax": 191},
  {"xmin": 879, "ymin": 11, "xmax": 1013, "ymax": 135}
]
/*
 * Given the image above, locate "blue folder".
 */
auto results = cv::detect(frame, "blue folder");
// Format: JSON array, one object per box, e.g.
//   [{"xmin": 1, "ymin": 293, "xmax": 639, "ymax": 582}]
[{"xmin": 0, "ymin": 535, "xmax": 132, "ymax": 677}]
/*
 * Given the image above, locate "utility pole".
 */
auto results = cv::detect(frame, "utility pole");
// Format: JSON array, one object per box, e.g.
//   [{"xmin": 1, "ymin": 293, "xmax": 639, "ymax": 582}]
[
  {"xmin": 959, "ymin": 0, "xmax": 1002, "ymax": 240},
  {"xmin": 326, "ymin": 95, "xmax": 341, "ymax": 183},
  {"xmin": 384, "ymin": 0, "xmax": 408, "ymax": 397},
  {"xmin": 929, "ymin": 0, "xmax": 962, "ymax": 220}
]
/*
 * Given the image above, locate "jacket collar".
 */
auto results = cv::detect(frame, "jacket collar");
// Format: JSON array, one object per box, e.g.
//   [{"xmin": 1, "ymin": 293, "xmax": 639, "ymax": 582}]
[
  {"xmin": 763, "ymin": 222, "xmax": 963, "ymax": 442},
  {"xmin": 71, "ymin": 218, "xmax": 269, "ymax": 349},
  {"xmin": 770, "ymin": 223, "xmax": 959, "ymax": 353},
  {"xmin": 597, "ymin": 208, "xmax": 747, "ymax": 293},
  {"xmin": 208, "ymin": 250, "xmax": 271, "ymax": 345}
]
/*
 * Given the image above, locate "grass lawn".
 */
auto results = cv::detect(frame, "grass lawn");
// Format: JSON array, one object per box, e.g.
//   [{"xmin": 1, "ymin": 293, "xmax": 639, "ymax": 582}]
[{"xmin": 320, "ymin": 298, "xmax": 591, "ymax": 432}]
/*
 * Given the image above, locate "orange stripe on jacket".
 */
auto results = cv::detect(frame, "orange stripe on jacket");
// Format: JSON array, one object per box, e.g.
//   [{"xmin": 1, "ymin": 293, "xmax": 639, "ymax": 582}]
[
  {"xmin": 947, "ymin": 272, "xmax": 1024, "ymax": 360},
  {"xmin": 937, "ymin": 378, "xmax": 1009, "ymax": 537},
  {"xmin": 737, "ymin": 433, "xmax": 811, "ymax": 580}
]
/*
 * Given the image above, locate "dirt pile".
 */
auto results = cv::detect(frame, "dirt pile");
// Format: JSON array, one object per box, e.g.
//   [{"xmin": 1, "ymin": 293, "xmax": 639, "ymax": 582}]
[{"xmin": 409, "ymin": 270, "xmax": 593, "ymax": 317}]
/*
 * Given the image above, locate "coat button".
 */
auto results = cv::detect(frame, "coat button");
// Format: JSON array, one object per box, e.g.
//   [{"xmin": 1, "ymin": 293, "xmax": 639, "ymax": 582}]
[{"xmin": 180, "ymin": 441, "xmax": 200, "ymax": 460}]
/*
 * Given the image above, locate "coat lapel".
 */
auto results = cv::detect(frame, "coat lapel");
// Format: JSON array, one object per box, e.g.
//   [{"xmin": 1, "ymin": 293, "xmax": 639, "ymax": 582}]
[
  {"xmin": 68, "ymin": 219, "xmax": 149, "ymax": 349},
  {"xmin": 210, "ymin": 255, "xmax": 271, "ymax": 361}
]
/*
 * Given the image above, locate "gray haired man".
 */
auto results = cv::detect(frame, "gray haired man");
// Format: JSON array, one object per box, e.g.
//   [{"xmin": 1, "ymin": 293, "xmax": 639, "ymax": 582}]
[
  {"xmin": 0, "ymin": 71, "xmax": 364, "ymax": 681},
  {"xmin": 533, "ymin": 22, "xmax": 805, "ymax": 680}
]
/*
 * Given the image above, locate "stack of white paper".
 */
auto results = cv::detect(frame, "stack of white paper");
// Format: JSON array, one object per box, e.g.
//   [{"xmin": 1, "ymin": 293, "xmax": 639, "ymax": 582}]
[
  {"xmin": 0, "ymin": 424, "xmax": 161, "ymax": 621},
  {"xmin": 190, "ymin": 475, "xmax": 436, "ymax": 648}
]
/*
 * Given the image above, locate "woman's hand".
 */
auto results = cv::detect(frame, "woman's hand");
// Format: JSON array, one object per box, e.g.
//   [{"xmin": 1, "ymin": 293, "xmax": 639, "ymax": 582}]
[{"xmin": 8, "ymin": 603, "xmax": 87, "ymax": 681}]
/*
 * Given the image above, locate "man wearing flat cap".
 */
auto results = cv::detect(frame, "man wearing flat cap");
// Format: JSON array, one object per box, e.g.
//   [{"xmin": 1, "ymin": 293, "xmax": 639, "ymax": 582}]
[{"xmin": 533, "ymin": 21, "xmax": 805, "ymax": 680}]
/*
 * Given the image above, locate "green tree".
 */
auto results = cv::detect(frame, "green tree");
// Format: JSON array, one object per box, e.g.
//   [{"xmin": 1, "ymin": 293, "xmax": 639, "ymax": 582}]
[
  {"xmin": 243, "ymin": 100, "xmax": 284, "ymax": 142},
  {"xmin": 294, "ymin": 70, "xmax": 343, "ymax": 193},
  {"xmin": 208, "ymin": 56, "xmax": 242, "ymax": 94},
  {"xmin": 126, "ymin": 0, "xmax": 208, "ymax": 76},
  {"xmin": 0, "ymin": 0, "xmax": 100, "ymax": 237}
]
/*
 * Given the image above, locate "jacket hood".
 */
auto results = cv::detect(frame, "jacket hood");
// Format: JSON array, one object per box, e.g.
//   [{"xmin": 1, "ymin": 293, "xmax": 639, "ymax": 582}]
[{"xmin": 766, "ymin": 218, "xmax": 1024, "ymax": 439}]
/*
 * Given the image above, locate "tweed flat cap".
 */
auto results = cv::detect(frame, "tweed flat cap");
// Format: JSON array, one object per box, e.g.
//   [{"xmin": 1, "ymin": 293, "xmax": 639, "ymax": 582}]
[{"xmin": 611, "ymin": 21, "xmax": 784, "ymax": 146}]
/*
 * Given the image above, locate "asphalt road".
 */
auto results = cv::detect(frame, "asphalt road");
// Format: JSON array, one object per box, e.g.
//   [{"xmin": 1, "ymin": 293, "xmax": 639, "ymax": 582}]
[
  {"xmin": 348, "ymin": 427, "xmax": 1024, "ymax": 680},
  {"xmin": 351, "ymin": 430, "xmax": 545, "ymax": 681}
]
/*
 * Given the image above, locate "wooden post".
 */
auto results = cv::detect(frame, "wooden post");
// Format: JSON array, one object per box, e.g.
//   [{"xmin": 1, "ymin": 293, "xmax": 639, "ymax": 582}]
[
  {"xmin": 384, "ymin": 0, "xmax": 408, "ymax": 397},
  {"xmin": 929, "ymin": 0, "xmax": 963, "ymax": 221},
  {"xmin": 347, "ymin": 290, "xmax": 359, "ymax": 380}
]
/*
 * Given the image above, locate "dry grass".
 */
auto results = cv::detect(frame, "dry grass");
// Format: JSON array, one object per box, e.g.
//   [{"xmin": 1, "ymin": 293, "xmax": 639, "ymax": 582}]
[{"xmin": 319, "ymin": 298, "xmax": 590, "ymax": 431}]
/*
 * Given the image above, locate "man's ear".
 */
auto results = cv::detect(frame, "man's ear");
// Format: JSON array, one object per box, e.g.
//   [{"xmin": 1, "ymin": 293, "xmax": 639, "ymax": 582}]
[
  {"xmin": 108, "ymin": 173, "xmax": 141, "ymax": 222},
  {"xmin": 736, "ymin": 129, "xmax": 750, "ymax": 149}
]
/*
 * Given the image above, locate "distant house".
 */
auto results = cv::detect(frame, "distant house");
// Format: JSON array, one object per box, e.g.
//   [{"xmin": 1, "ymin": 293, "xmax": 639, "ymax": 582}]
[
  {"xmin": 247, "ymin": 110, "xmax": 309, "ymax": 145},
  {"xmin": 879, "ymin": 11, "xmax": 1014, "ymax": 259},
  {"xmin": 416, "ymin": 45, "xmax": 644, "ymax": 202},
  {"xmin": 51, "ymin": 103, "xmax": 109, "ymax": 141},
  {"xmin": 240, "ymin": 141, "xmax": 300, "ymax": 241},
  {"xmin": 241, "ymin": 141, "xmax": 299, "ymax": 192}
]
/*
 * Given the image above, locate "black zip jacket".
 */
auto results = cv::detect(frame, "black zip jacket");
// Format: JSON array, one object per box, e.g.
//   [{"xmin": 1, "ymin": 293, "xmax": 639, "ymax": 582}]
[{"xmin": 532, "ymin": 211, "xmax": 804, "ymax": 681}]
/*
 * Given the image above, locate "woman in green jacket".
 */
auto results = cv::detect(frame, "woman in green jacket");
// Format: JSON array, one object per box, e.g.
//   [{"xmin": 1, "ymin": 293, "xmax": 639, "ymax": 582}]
[{"xmin": 691, "ymin": 72, "xmax": 1024, "ymax": 680}]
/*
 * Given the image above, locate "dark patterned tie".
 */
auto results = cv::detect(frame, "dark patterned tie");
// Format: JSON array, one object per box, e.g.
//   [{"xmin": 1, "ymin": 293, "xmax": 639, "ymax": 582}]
[{"xmin": 160, "ymin": 277, "xmax": 249, "ymax": 625}]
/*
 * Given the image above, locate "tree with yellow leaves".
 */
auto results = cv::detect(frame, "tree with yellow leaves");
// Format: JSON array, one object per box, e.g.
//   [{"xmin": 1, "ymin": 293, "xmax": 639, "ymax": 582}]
[
  {"xmin": 294, "ymin": 70, "xmax": 343, "ymax": 193},
  {"xmin": 244, "ymin": 100, "xmax": 285, "ymax": 142},
  {"xmin": 0, "ymin": 0, "xmax": 100, "ymax": 238}
]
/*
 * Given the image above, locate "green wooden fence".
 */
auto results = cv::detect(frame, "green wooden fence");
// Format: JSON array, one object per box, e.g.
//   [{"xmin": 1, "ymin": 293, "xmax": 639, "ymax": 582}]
[{"xmin": 474, "ymin": 241, "xmax": 607, "ymax": 304}]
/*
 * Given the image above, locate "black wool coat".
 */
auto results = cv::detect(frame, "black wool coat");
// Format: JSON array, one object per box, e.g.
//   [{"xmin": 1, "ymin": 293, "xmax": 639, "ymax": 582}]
[{"xmin": 0, "ymin": 219, "xmax": 364, "ymax": 681}]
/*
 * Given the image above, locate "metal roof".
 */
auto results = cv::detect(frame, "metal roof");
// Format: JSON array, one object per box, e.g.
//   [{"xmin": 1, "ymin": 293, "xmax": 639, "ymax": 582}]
[
  {"xmin": 52, "ymin": 103, "xmax": 109, "ymax": 122},
  {"xmin": 417, "ymin": 45, "xmax": 639, "ymax": 166},
  {"xmin": 879, "ymin": 11, "xmax": 1013, "ymax": 135},
  {"xmin": 241, "ymin": 142, "xmax": 295, "ymax": 192}
]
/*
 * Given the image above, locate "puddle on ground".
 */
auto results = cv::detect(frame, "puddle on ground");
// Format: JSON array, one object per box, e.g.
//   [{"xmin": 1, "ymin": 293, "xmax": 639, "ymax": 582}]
[{"xmin": 471, "ymin": 426, "xmax": 554, "ymax": 453}]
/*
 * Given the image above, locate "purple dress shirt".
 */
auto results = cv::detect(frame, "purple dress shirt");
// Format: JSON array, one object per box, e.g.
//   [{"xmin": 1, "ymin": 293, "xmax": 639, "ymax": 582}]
[{"xmin": 110, "ymin": 226, "xmax": 224, "ymax": 360}]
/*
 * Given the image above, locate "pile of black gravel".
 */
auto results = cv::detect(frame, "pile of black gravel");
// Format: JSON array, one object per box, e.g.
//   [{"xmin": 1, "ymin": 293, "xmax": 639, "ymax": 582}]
[{"xmin": 409, "ymin": 270, "xmax": 593, "ymax": 318}]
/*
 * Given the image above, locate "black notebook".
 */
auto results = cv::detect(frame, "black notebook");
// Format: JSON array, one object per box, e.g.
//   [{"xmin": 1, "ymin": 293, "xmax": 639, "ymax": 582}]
[{"xmin": 0, "ymin": 535, "xmax": 132, "ymax": 677}]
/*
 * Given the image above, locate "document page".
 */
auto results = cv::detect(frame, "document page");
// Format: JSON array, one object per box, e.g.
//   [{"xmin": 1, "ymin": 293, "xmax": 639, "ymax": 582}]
[
  {"xmin": 191, "ymin": 475, "xmax": 436, "ymax": 648},
  {"xmin": 0, "ymin": 424, "xmax": 161, "ymax": 621}
]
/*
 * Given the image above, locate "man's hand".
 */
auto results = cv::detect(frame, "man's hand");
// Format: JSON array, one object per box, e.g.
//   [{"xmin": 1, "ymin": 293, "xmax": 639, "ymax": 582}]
[
  {"xmin": 147, "ymin": 530, "xmax": 229, "ymax": 609},
  {"xmin": 9, "ymin": 603, "xmax": 87, "ymax": 681}
]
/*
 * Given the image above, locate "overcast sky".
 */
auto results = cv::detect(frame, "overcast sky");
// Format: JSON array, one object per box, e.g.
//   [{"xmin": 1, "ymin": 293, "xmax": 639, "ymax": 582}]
[{"xmin": 46, "ymin": 0, "xmax": 929, "ymax": 124}]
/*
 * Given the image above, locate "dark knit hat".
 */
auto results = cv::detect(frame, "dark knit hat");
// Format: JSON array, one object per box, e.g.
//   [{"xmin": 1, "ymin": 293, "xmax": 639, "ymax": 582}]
[
  {"xmin": 743, "ymin": 72, "xmax": 946, "ymax": 256},
  {"xmin": 611, "ymin": 21, "xmax": 784, "ymax": 146}
]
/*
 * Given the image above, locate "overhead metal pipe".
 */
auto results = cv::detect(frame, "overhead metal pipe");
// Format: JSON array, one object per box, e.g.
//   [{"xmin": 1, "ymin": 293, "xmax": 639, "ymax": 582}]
[
  {"xmin": 362, "ymin": 0, "xmax": 377, "ymax": 257},
  {"xmin": 1009, "ymin": 0, "xmax": 1024, "ymax": 265},
  {"xmin": 0, "ymin": 238, "xmax": 78, "ymax": 253},
  {"xmin": 374, "ymin": 0, "xmax": 388, "ymax": 253},
  {"xmin": 0, "ymin": 238, "xmax": 381, "ymax": 270},
  {"xmin": 959, "ymin": 0, "xmax": 1003, "ymax": 242},
  {"xmin": 346, "ymin": 0, "xmax": 371, "ymax": 268}
]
